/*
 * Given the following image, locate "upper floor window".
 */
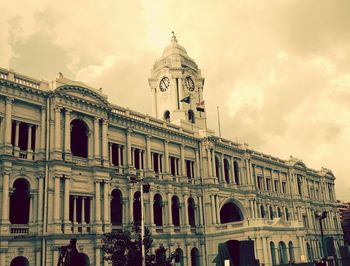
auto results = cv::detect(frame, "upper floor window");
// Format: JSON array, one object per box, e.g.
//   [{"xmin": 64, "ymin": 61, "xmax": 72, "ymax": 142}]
[
  {"xmin": 185, "ymin": 160, "xmax": 195, "ymax": 181},
  {"xmin": 110, "ymin": 143, "xmax": 124, "ymax": 166},
  {"xmin": 257, "ymin": 176, "xmax": 263, "ymax": 190},
  {"xmin": 152, "ymin": 152, "xmax": 162, "ymax": 173},
  {"xmin": 223, "ymin": 159, "xmax": 230, "ymax": 184},
  {"xmin": 170, "ymin": 156, "xmax": 179, "ymax": 176},
  {"xmin": 164, "ymin": 110, "xmax": 170, "ymax": 122},
  {"xmin": 282, "ymin": 182, "xmax": 287, "ymax": 194},
  {"xmin": 133, "ymin": 148, "xmax": 144, "ymax": 170},
  {"xmin": 71, "ymin": 119, "xmax": 88, "ymax": 158},
  {"xmin": 233, "ymin": 161, "xmax": 240, "ymax": 185},
  {"xmin": 188, "ymin": 109, "xmax": 195, "ymax": 123},
  {"xmin": 297, "ymin": 176, "xmax": 302, "ymax": 195},
  {"xmin": 266, "ymin": 178, "xmax": 271, "ymax": 191},
  {"xmin": 274, "ymin": 180, "xmax": 279, "ymax": 193},
  {"xmin": 10, "ymin": 178, "xmax": 30, "ymax": 224}
]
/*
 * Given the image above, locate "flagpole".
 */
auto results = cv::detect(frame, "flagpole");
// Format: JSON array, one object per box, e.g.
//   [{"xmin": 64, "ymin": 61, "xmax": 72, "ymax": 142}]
[{"xmin": 217, "ymin": 106, "xmax": 221, "ymax": 137}]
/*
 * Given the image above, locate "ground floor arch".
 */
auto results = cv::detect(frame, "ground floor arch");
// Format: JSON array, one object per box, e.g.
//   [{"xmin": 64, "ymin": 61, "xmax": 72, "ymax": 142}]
[{"xmin": 10, "ymin": 256, "xmax": 29, "ymax": 266}]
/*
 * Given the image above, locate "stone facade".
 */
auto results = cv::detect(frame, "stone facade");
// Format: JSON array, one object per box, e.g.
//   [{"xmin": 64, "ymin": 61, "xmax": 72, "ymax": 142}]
[{"xmin": 0, "ymin": 36, "xmax": 344, "ymax": 266}]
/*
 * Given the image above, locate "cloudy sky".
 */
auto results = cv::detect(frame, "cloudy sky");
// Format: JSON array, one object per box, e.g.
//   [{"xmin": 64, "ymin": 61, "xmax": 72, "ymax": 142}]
[{"xmin": 1, "ymin": 0, "xmax": 350, "ymax": 200}]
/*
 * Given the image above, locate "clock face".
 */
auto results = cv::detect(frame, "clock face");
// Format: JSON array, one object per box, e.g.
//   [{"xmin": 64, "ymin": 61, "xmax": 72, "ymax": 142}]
[
  {"xmin": 184, "ymin": 76, "xmax": 195, "ymax": 91},
  {"xmin": 159, "ymin": 77, "xmax": 170, "ymax": 92}
]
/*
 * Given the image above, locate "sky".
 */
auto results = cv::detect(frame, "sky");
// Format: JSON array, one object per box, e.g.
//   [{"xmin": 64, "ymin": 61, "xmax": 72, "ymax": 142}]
[{"xmin": 1, "ymin": 0, "xmax": 350, "ymax": 201}]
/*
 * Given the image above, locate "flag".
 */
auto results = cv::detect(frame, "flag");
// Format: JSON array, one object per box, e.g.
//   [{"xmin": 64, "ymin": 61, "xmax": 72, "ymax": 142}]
[
  {"xmin": 180, "ymin": 95, "xmax": 190, "ymax": 103},
  {"xmin": 196, "ymin": 100, "xmax": 205, "ymax": 112}
]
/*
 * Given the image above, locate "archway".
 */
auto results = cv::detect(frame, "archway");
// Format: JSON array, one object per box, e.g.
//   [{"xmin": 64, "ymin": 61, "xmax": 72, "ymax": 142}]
[
  {"xmin": 172, "ymin": 195, "xmax": 180, "ymax": 226},
  {"xmin": 71, "ymin": 119, "xmax": 88, "ymax": 158},
  {"xmin": 278, "ymin": 241, "xmax": 287, "ymax": 264},
  {"xmin": 10, "ymin": 256, "xmax": 29, "ymax": 266},
  {"xmin": 306, "ymin": 242, "xmax": 313, "ymax": 262},
  {"xmin": 288, "ymin": 241, "xmax": 294, "ymax": 262},
  {"xmin": 220, "ymin": 202, "xmax": 242, "ymax": 224},
  {"xmin": 175, "ymin": 248, "xmax": 184, "ymax": 266},
  {"xmin": 133, "ymin": 191, "xmax": 141, "ymax": 225},
  {"xmin": 111, "ymin": 189, "xmax": 122, "ymax": 225},
  {"xmin": 188, "ymin": 197, "xmax": 196, "ymax": 227},
  {"xmin": 10, "ymin": 178, "xmax": 30, "ymax": 224},
  {"xmin": 191, "ymin": 247, "xmax": 200, "ymax": 266},
  {"xmin": 153, "ymin": 193, "xmax": 163, "ymax": 226},
  {"xmin": 270, "ymin": 242, "xmax": 277, "ymax": 265}
]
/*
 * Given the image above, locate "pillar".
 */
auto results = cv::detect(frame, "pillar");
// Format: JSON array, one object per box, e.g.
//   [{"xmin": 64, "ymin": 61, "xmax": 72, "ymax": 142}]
[
  {"xmin": 73, "ymin": 196, "xmax": 77, "ymax": 225},
  {"xmin": 211, "ymin": 150, "xmax": 216, "ymax": 178},
  {"xmin": 126, "ymin": 128, "xmax": 132, "ymax": 166},
  {"xmin": 4, "ymin": 97, "xmax": 13, "ymax": 146},
  {"xmin": 262, "ymin": 236, "xmax": 269, "ymax": 265},
  {"xmin": 210, "ymin": 194, "xmax": 216, "ymax": 224},
  {"xmin": 40, "ymin": 107, "xmax": 46, "ymax": 152},
  {"xmin": 54, "ymin": 106, "xmax": 61, "ymax": 152},
  {"xmin": 81, "ymin": 197, "xmax": 86, "ymax": 225},
  {"xmin": 167, "ymin": 192, "xmax": 172, "ymax": 226},
  {"xmin": 95, "ymin": 181, "xmax": 101, "ymax": 227},
  {"xmin": 180, "ymin": 145, "xmax": 185, "ymax": 176},
  {"xmin": 146, "ymin": 136, "xmax": 152, "ymax": 170},
  {"xmin": 1, "ymin": 172, "xmax": 9, "ymax": 227},
  {"xmin": 231, "ymin": 158, "xmax": 236, "ymax": 184},
  {"xmin": 215, "ymin": 195, "xmax": 220, "ymax": 224},
  {"xmin": 101, "ymin": 119, "xmax": 108, "ymax": 162},
  {"xmin": 35, "ymin": 249, "xmax": 41, "ymax": 266},
  {"xmin": 54, "ymin": 176, "xmax": 60, "ymax": 222},
  {"xmin": 207, "ymin": 148, "xmax": 212, "ymax": 177},
  {"xmin": 221, "ymin": 154, "xmax": 225, "ymax": 183},
  {"xmin": 149, "ymin": 190, "xmax": 154, "ymax": 225},
  {"xmin": 27, "ymin": 124, "xmax": 33, "ymax": 152},
  {"xmin": 14, "ymin": 121, "xmax": 20, "ymax": 149},
  {"xmin": 195, "ymin": 149, "xmax": 200, "ymax": 179},
  {"xmin": 37, "ymin": 176, "xmax": 43, "ymax": 223},
  {"xmin": 63, "ymin": 176, "xmax": 70, "ymax": 232},
  {"xmin": 95, "ymin": 247, "xmax": 101, "ymax": 266},
  {"xmin": 93, "ymin": 118, "xmax": 100, "ymax": 159},
  {"xmin": 103, "ymin": 182, "xmax": 110, "ymax": 228},
  {"xmin": 183, "ymin": 194, "xmax": 189, "ymax": 226},
  {"xmin": 198, "ymin": 196, "xmax": 203, "ymax": 225},
  {"xmin": 64, "ymin": 109, "xmax": 71, "ymax": 157},
  {"xmin": 53, "ymin": 248, "xmax": 59, "ymax": 266}
]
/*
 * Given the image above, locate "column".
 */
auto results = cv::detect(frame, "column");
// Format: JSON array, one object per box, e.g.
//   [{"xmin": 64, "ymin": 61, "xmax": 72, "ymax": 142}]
[
  {"xmin": 126, "ymin": 128, "xmax": 132, "ymax": 166},
  {"xmin": 210, "ymin": 195, "xmax": 216, "ymax": 224},
  {"xmin": 231, "ymin": 158, "xmax": 236, "ymax": 184},
  {"xmin": 183, "ymin": 194, "xmax": 189, "ymax": 226},
  {"xmin": 167, "ymin": 192, "xmax": 172, "ymax": 225},
  {"xmin": 64, "ymin": 109, "xmax": 71, "ymax": 157},
  {"xmin": 118, "ymin": 145, "xmax": 122, "ymax": 165},
  {"xmin": 54, "ymin": 176, "xmax": 60, "ymax": 222},
  {"xmin": 186, "ymin": 244, "xmax": 191, "ymax": 266},
  {"xmin": 27, "ymin": 124, "xmax": 32, "ymax": 152},
  {"xmin": 95, "ymin": 181, "xmax": 101, "ymax": 229},
  {"xmin": 195, "ymin": 149, "xmax": 200, "ymax": 179},
  {"xmin": 93, "ymin": 118, "xmax": 100, "ymax": 159},
  {"xmin": 73, "ymin": 196, "xmax": 77, "ymax": 225},
  {"xmin": 37, "ymin": 177, "xmax": 43, "ymax": 223},
  {"xmin": 262, "ymin": 236, "xmax": 269, "ymax": 265},
  {"xmin": 1, "ymin": 172, "xmax": 9, "ymax": 226},
  {"xmin": 221, "ymin": 154, "xmax": 225, "ymax": 182},
  {"xmin": 54, "ymin": 106, "xmax": 61, "ymax": 152},
  {"xmin": 52, "ymin": 248, "xmax": 59, "ymax": 266},
  {"xmin": 109, "ymin": 143, "xmax": 113, "ymax": 165},
  {"xmin": 250, "ymin": 200, "xmax": 254, "ymax": 218},
  {"xmin": 207, "ymin": 148, "xmax": 212, "ymax": 177},
  {"xmin": 64, "ymin": 176, "xmax": 70, "ymax": 232},
  {"xmin": 180, "ymin": 145, "xmax": 185, "ymax": 176},
  {"xmin": 149, "ymin": 190, "xmax": 154, "ymax": 225},
  {"xmin": 215, "ymin": 195, "xmax": 220, "ymax": 225},
  {"xmin": 103, "ymin": 182, "xmax": 110, "ymax": 229},
  {"xmin": 40, "ymin": 107, "xmax": 46, "ymax": 152},
  {"xmin": 35, "ymin": 249, "xmax": 41, "ymax": 266},
  {"xmin": 298, "ymin": 236, "xmax": 304, "ymax": 262},
  {"xmin": 4, "ymin": 97, "xmax": 13, "ymax": 146},
  {"xmin": 101, "ymin": 119, "xmax": 108, "ymax": 162},
  {"xmin": 82, "ymin": 197, "xmax": 86, "ymax": 225},
  {"xmin": 128, "ymin": 188, "xmax": 133, "ymax": 223},
  {"xmin": 198, "ymin": 196, "xmax": 203, "ymax": 225},
  {"xmin": 14, "ymin": 121, "xmax": 20, "ymax": 149},
  {"xmin": 95, "ymin": 247, "xmax": 101, "ymax": 266},
  {"xmin": 211, "ymin": 150, "xmax": 216, "ymax": 178},
  {"xmin": 34, "ymin": 125, "xmax": 39, "ymax": 154},
  {"xmin": 146, "ymin": 136, "xmax": 152, "ymax": 170}
]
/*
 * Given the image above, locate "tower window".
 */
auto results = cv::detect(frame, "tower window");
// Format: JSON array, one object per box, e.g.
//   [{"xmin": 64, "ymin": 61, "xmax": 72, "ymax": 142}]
[
  {"xmin": 164, "ymin": 110, "xmax": 170, "ymax": 122},
  {"xmin": 188, "ymin": 109, "xmax": 195, "ymax": 123}
]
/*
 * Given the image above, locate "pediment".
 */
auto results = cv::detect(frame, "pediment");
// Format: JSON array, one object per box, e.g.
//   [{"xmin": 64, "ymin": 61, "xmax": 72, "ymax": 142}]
[{"xmin": 55, "ymin": 85, "xmax": 109, "ymax": 106}]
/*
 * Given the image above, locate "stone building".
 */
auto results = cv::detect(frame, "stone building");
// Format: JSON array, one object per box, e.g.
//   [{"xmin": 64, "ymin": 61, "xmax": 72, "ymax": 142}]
[{"xmin": 0, "ymin": 35, "xmax": 344, "ymax": 266}]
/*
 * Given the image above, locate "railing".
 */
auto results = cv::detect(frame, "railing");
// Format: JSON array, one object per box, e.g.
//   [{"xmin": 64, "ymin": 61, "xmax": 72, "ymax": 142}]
[
  {"xmin": 72, "ymin": 156, "xmax": 89, "ymax": 166},
  {"xmin": 14, "ymin": 76, "xmax": 40, "ymax": 89},
  {"xmin": 0, "ymin": 71, "xmax": 8, "ymax": 79},
  {"xmin": 11, "ymin": 224, "xmax": 29, "ymax": 234}
]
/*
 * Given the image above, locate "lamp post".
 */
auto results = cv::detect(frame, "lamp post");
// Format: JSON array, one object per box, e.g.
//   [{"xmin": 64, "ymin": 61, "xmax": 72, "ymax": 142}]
[{"xmin": 317, "ymin": 211, "xmax": 327, "ymax": 259}]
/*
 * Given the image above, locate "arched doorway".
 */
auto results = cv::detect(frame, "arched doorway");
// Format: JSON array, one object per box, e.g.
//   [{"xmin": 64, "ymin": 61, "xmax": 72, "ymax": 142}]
[
  {"xmin": 153, "ymin": 193, "xmax": 163, "ymax": 226},
  {"xmin": 133, "ymin": 191, "xmax": 141, "ymax": 225},
  {"xmin": 10, "ymin": 256, "xmax": 29, "ymax": 266},
  {"xmin": 191, "ymin": 247, "xmax": 200, "ymax": 266},
  {"xmin": 71, "ymin": 119, "xmax": 88, "ymax": 158},
  {"xmin": 220, "ymin": 202, "xmax": 242, "ymax": 224},
  {"xmin": 278, "ymin": 241, "xmax": 287, "ymax": 264},
  {"xmin": 172, "ymin": 196, "xmax": 180, "ymax": 226},
  {"xmin": 288, "ymin": 241, "xmax": 295, "ymax": 262},
  {"xmin": 188, "ymin": 197, "xmax": 196, "ymax": 227},
  {"xmin": 306, "ymin": 242, "xmax": 313, "ymax": 262},
  {"xmin": 110, "ymin": 189, "xmax": 122, "ymax": 225},
  {"xmin": 270, "ymin": 242, "xmax": 277, "ymax": 265},
  {"xmin": 175, "ymin": 248, "xmax": 184, "ymax": 266},
  {"xmin": 10, "ymin": 178, "xmax": 30, "ymax": 224}
]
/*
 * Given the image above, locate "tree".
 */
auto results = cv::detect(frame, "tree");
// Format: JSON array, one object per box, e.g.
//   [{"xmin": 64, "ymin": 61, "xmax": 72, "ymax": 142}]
[{"xmin": 102, "ymin": 224, "xmax": 176, "ymax": 266}]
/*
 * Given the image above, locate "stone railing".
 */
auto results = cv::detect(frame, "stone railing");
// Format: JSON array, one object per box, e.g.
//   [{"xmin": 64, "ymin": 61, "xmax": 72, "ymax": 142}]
[
  {"xmin": 0, "ymin": 67, "xmax": 49, "ymax": 90},
  {"xmin": 11, "ymin": 224, "xmax": 29, "ymax": 235},
  {"xmin": 72, "ymin": 156, "xmax": 89, "ymax": 166}
]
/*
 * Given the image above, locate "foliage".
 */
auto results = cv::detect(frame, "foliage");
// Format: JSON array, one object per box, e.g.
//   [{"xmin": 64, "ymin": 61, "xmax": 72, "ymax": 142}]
[{"xmin": 102, "ymin": 224, "xmax": 177, "ymax": 266}]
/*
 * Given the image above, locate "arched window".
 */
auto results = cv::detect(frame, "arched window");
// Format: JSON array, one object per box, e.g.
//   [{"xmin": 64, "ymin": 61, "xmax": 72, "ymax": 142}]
[
  {"xmin": 260, "ymin": 205, "xmax": 265, "ymax": 218},
  {"xmin": 134, "ymin": 148, "xmax": 142, "ymax": 169},
  {"xmin": 288, "ymin": 241, "xmax": 295, "ymax": 262},
  {"xmin": 10, "ymin": 256, "xmax": 29, "ymax": 266},
  {"xmin": 188, "ymin": 109, "xmax": 195, "ymax": 123},
  {"xmin": 220, "ymin": 202, "xmax": 242, "ymax": 224},
  {"xmin": 164, "ymin": 110, "xmax": 170, "ymax": 122},
  {"xmin": 215, "ymin": 156, "xmax": 220, "ymax": 181},
  {"xmin": 188, "ymin": 197, "xmax": 196, "ymax": 227},
  {"xmin": 111, "ymin": 189, "xmax": 122, "ymax": 225},
  {"xmin": 269, "ymin": 206, "xmax": 274, "ymax": 220},
  {"xmin": 277, "ymin": 207, "xmax": 282, "ymax": 218},
  {"xmin": 133, "ymin": 191, "xmax": 141, "ymax": 225},
  {"xmin": 71, "ymin": 119, "xmax": 88, "ymax": 158},
  {"xmin": 278, "ymin": 241, "xmax": 287, "ymax": 264},
  {"xmin": 297, "ymin": 176, "xmax": 302, "ymax": 195},
  {"xmin": 191, "ymin": 247, "xmax": 200, "ymax": 266},
  {"xmin": 234, "ymin": 161, "xmax": 240, "ymax": 185},
  {"xmin": 270, "ymin": 242, "xmax": 276, "ymax": 265},
  {"xmin": 306, "ymin": 242, "xmax": 313, "ymax": 262},
  {"xmin": 10, "ymin": 178, "xmax": 30, "ymax": 224},
  {"xmin": 175, "ymin": 248, "xmax": 184, "ymax": 266},
  {"xmin": 223, "ymin": 159, "xmax": 230, "ymax": 183},
  {"xmin": 172, "ymin": 196, "xmax": 180, "ymax": 226},
  {"xmin": 18, "ymin": 122, "xmax": 29, "ymax": 151},
  {"xmin": 153, "ymin": 194, "xmax": 163, "ymax": 226},
  {"xmin": 285, "ymin": 208, "xmax": 290, "ymax": 221}
]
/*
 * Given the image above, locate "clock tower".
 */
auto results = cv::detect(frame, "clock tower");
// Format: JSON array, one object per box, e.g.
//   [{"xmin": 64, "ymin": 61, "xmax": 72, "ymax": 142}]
[{"xmin": 148, "ymin": 33, "xmax": 207, "ymax": 131}]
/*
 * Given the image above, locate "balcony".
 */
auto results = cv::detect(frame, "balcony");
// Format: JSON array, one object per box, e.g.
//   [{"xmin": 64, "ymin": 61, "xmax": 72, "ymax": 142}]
[{"xmin": 10, "ymin": 224, "xmax": 29, "ymax": 235}]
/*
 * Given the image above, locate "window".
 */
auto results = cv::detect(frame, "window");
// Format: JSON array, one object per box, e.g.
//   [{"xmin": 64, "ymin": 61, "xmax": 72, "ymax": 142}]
[
  {"xmin": 188, "ymin": 109, "xmax": 195, "ymax": 123},
  {"xmin": 260, "ymin": 205, "xmax": 265, "ymax": 218},
  {"xmin": 297, "ymin": 176, "xmax": 302, "ymax": 195},
  {"xmin": 153, "ymin": 194, "xmax": 163, "ymax": 226},
  {"xmin": 111, "ymin": 189, "xmax": 122, "ymax": 225},
  {"xmin": 110, "ymin": 143, "xmax": 124, "ymax": 166},
  {"xmin": 278, "ymin": 242, "xmax": 287, "ymax": 264},
  {"xmin": 303, "ymin": 215, "xmax": 308, "ymax": 228},
  {"xmin": 133, "ymin": 191, "xmax": 141, "ymax": 225},
  {"xmin": 152, "ymin": 152, "xmax": 162, "ymax": 173},
  {"xmin": 10, "ymin": 178, "xmax": 30, "ymax": 224},
  {"xmin": 171, "ymin": 196, "xmax": 180, "ymax": 226},
  {"xmin": 233, "ymin": 161, "xmax": 240, "ymax": 185},
  {"xmin": 188, "ymin": 197, "xmax": 196, "ymax": 227},
  {"xmin": 266, "ymin": 179, "xmax": 271, "ymax": 191},
  {"xmin": 215, "ymin": 156, "xmax": 221, "ymax": 181},
  {"xmin": 220, "ymin": 202, "xmax": 242, "ymax": 223},
  {"xmin": 170, "ymin": 156, "xmax": 179, "ymax": 176},
  {"xmin": 270, "ymin": 242, "xmax": 276, "ymax": 265},
  {"xmin": 257, "ymin": 176, "xmax": 263, "ymax": 190},
  {"xmin": 71, "ymin": 119, "xmax": 88, "ymax": 158},
  {"xmin": 269, "ymin": 206, "xmax": 274, "ymax": 220},
  {"xmin": 133, "ymin": 148, "xmax": 144, "ymax": 170},
  {"xmin": 223, "ymin": 159, "xmax": 230, "ymax": 183},
  {"xmin": 274, "ymin": 180, "xmax": 279, "ymax": 193},
  {"xmin": 164, "ymin": 110, "xmax": 170, "ymax": 122},
  {"xmin": 186, "ymin": 160, "xmax": 195, "ymax": 182},
  {"xmin": 190, "ymin": 248, "xmax": 200, "ymax": 266},
  {"xmin": 288, "ymin": 241, "xmax": 295, "ymax": 262},
  {"xmin": 282, "ymin": 182, "xmax": 286, "ymax": 194}
]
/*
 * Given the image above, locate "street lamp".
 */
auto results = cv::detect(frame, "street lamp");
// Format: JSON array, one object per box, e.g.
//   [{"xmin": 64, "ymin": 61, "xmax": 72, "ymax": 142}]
[{"xmin": 317, "ymin": 211, "xmax": 327, "ymax": 259}]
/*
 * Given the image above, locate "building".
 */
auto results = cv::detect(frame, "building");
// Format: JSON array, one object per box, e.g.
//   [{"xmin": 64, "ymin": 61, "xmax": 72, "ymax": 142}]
[
  {"xmin": 337, "ymin": 201, "xmax": 350, "ymax": 245},
  {"xmin": 0, "ymin": 35, "xmax": 344, "ymax": 266}
]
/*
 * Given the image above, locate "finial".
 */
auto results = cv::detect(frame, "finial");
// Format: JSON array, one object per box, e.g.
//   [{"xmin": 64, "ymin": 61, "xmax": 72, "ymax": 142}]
[{"xmin": 171, "ymin": 31, "xmax": 177, "ymax": 42}]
